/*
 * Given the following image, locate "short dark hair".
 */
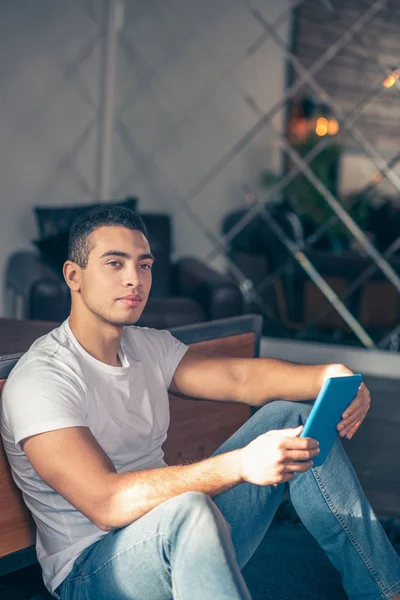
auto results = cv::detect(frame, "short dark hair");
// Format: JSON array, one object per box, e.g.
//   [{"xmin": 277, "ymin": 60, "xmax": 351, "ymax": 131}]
[{"xmin": 68, "ymin": 205, "xmax": 147, "ymax": 268}]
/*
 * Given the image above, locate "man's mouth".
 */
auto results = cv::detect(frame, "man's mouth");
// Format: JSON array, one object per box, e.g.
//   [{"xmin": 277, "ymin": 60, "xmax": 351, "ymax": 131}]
[{"xmin": 118, "ymin": 295, "xmax": 143, "ymax": 307}]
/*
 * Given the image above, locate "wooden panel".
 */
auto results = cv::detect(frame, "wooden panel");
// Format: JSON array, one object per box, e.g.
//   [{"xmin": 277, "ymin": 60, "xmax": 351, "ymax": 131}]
[
  {"xmin": 188, "ymin": 331, "xmax": 255, "ymax": 359},
  {"xmin": 163, "ymin": 333, "xmax": 254, "ymax": 465},
  {"xmin": 0, "ymin": 318, "xmax": 60, "ymax": 358},
  {"xmin": 0, "ymin": 379, "xmax": 35, "ymax": 558},
  {"xmin": 164, "ymin": 397, "xmax": 250, "ymax": 465}
]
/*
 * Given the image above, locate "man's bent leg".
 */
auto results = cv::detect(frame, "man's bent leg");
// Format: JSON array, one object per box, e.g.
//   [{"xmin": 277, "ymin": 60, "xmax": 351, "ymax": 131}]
[
  {"xmin": 211, "ymin": 402, "xmax": 295, "ymax": 567},
  {"xmin": 55, "ymin": 492, "xmax": 251, "ymax": 600},
  {"xmin": 211, "ymin": 401, "xmax": 400, "ymax": 600},
  {"xmin": 290, "ymin": 436, "xmax": 400, "ymax": 600}
]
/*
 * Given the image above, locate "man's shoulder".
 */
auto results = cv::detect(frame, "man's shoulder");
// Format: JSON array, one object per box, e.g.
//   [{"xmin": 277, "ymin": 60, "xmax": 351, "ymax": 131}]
[
  {"xmin": 3, "ymin": 322, "xmax": 84, "ymax": 395},
  {"xmin": 15, "ymin": 320, "xmax": 69, "ymax": 360}
]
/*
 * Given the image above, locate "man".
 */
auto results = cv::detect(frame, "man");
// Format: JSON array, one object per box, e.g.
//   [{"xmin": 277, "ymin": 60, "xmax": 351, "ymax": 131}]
[{"xmin": 1, "ymin": 206, "xmax": 400, "ymax": 600}]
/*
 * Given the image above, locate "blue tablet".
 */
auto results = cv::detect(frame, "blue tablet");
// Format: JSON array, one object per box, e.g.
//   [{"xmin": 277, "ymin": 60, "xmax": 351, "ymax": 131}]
[{"xmin": 300, "ymin": 374, "xmax": 363, "ymax": 467}]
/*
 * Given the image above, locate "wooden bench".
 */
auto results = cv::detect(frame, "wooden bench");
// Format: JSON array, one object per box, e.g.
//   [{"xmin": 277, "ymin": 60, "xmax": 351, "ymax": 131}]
[{"xmin": 0, "ymin": 314, "xmax": 262, "ymax": 596}]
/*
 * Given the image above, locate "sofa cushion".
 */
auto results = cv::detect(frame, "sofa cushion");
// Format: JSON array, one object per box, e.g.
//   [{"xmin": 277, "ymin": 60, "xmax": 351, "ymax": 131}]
[
  {"xmin": 140, "ymin": 213, "xmax": 172, "ymax": 298},
  {"xmin": 34, "ymin": 197, "xmax": 138, "ymax": 238},
  {"xmin": 33, "ymin": 231, "xmax": 69, "ymax": 274}
]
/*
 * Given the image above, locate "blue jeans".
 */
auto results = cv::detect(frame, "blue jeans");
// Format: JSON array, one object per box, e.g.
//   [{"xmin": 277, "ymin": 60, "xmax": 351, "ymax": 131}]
[{"xmin": 54, "ymin": 401, "xmax": 400, "ymax": 600}]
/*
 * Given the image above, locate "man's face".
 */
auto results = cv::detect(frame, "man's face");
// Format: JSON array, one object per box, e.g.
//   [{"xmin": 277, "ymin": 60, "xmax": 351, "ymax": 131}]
[{"xmin": 75, "ymin": 226, "xmax": 154, "ymax": 326}]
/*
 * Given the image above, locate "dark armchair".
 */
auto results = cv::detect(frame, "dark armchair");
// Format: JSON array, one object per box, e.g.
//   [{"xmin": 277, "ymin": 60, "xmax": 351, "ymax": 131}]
[
  {"xmin": 222, "ymin": 203, "xmax": 400, "ymax": 343},
  {"xmin": 5, "ymin": 211, "xmax": 244, "ymax": 329}
]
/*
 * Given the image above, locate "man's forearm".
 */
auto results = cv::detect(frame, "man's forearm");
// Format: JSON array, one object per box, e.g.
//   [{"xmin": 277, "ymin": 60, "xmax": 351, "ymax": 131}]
[
  {"xmin": 240, "ymin": 359, "xmax": 333, "ymax": 406},
  {"xmin": 101, "ymin": 449, "xmax": 243, "ymax": 531}
]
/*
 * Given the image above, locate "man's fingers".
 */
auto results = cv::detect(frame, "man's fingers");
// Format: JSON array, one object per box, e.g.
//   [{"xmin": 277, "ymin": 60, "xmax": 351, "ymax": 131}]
[
  {"xmin": 342, "ymin": 384, "xmax": 370, "ymax": 419},
  {"xmin": 339, "ymin": 406, "xmax": 365, "ymax": 426},
  {"xmin": 283, "ymin": 460, "xmax": 313, "ymax": 473},
  {"xmin": 341, "ymin": 398, "xmax": 363, "ymax": 419},
  {"xmin": 346, "ymin": 421, "xmax": 361, "ymax": 439},
  {"xmin": 285, "ymin": 448, "xmax": 320, "ymax": 461},
  {"xmin": 339, "ymin": 421, "xmax": 361, "ymax": 440},
  {"xmin": 281, "ymin": 436, "xmax": 319, "ymax": 450},
  {"xmin": 338, "ymin": 408, "xmax": 366, "ymax": 436}
]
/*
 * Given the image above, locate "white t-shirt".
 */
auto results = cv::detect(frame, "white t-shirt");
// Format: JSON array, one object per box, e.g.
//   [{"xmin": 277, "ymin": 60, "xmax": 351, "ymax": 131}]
[{"xmin": 0, "ymin": 319, "xmax": 188, "ymax": 594}]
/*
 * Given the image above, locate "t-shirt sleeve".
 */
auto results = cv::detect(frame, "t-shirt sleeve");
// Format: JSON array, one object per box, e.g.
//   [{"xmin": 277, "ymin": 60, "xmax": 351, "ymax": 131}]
[
  {"xmin": 156, "ymin": 330, "xmax": 189, "ymax": 388},
  {"xmin": 2, "ymin": 359, "xmax": 87, "ymax": 450}
]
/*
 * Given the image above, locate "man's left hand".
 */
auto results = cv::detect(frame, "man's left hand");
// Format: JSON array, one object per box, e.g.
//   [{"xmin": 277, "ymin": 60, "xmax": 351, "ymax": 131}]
[{"xmin": 322, "ymin": 364, "xmax": 371, "ymax": 440}]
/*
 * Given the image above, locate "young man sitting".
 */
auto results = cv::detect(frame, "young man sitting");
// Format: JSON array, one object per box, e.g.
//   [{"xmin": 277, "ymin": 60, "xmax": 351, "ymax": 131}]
[{"xmin": 1, "ymin": 206, "xmax": 400, "ymax": 600}]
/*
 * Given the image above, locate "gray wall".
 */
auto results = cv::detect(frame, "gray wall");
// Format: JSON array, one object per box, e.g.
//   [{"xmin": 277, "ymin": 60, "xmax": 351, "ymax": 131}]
[
  {"xmin": 0, "ymin": 0, "xmax": 104, "ymax": 316},
  {"xmin": 0, "ymin": 0, "xmax": 290, "ymax": 316}
]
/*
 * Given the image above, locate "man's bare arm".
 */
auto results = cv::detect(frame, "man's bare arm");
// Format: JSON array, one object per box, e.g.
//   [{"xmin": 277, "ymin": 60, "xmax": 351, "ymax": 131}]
[
  {"xmin": 171, "ymin": 355, "xmax": 371, "ymax": 439},
  {"xmin": 22, "ymin": 424, "xmax": 317, "ymax": 531},
  {"xmin": 22, "ymin": 426, "xmax": 243, "ymax": 531},
  {"xmin": 170, "ymin": 349, "xmax": 331, "ymax": 406}
]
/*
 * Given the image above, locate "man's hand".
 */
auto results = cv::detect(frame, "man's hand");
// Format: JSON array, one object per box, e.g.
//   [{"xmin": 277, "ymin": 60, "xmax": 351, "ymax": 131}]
[
  {"xmin": 239, "ymin": 426, "xmax": 320, "ymax": 486},
  {"xmin": 322, "ymin": 364, "xmax": 371, "ymax": 440}
]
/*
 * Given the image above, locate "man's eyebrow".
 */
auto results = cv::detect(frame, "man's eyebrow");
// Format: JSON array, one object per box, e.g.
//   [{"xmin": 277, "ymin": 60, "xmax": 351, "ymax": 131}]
[
  {"xmin": 99, "ymin": 250, "xmax": 155, "ymax": 261},
  {"xmin": 138, "ymin": 252, "xmax": 155, "ymax": 262},
  {"xmin": 100, "ymin": 250, "xmax": 131, "ymax": 259}
]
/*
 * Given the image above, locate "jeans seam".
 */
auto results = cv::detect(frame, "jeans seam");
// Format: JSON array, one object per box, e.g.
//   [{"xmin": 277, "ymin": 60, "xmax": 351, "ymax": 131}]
[
  {"xmin": 312, "ymin": 466, "xmax": 389, "ymax": 596},
  {"xmin": 68, "ymin": 532, "xmax": 168, "ymax": 582},
  {"xmin": 166, "ymin": 538, "xmax": 182, "ymax": 600},
  {"xmin": 375, "ymin": 580, "xmax": 400, "ymax": 600}
]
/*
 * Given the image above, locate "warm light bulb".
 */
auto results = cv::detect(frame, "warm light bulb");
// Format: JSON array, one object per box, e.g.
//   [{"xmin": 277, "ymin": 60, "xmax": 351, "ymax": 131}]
[
  {"xmin": 384, "ymin": 75, "xmax": 396, "ymax": 88},
  {"xmin": 384, "ymin": 70, "xmax": 400, "ymax": 88},
  {"xmin": 327, "ymin": 118, "xmax": 339, "ymax": 135},
  {"xmin": 316, "ymin": 117, "xmax": 328, "ymax": 136}
]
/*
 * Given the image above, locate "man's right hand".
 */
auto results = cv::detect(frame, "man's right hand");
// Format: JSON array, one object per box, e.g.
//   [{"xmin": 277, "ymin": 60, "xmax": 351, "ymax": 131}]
[{"xmin": 239, "ymin": 425, "xmax": 320, "ymax": 486}]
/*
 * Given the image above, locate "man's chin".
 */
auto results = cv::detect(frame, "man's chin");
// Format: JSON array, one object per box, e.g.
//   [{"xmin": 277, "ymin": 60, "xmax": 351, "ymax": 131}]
[
  {"xmin": 109, "ymin": 318, "xmax": 138, "ymax": 326},
  {"xmin": 111, "ymin": 301, "xmax": 147, "ymax": 327},
  {"xmin": 82, "ymin": 302, "xmax": 146, "ymax": 328},
  {"xmin": 115, "ymin": 308, "xmax": 146, "ymax": 327},
  {"xmin": 111, "ymin": 314, "xmax": 142, "ymax": 327},
  {"xmin": 96, "ymin": 307, "xmax": 143, "ymax": 328}
]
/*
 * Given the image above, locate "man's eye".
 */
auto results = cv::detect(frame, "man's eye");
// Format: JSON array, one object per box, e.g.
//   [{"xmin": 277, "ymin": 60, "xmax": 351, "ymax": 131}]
[
  {"xmin": 139, "ymin": 263, "xmax": 152, "ymax": 270},
  {"xmin": 108, "ymin": 261, "xmax": 122, "ymax": 268}
]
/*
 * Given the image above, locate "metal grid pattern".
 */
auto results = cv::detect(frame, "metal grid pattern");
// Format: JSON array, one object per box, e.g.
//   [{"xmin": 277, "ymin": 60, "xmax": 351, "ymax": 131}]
[
  {"xmin": 113, "ymin": 0, "xmax": 400, "ymax": 349},
  {"xmin": 23, "ymin": 0, "xmax": 106, "ymax": 206},
  {"xmin": 0, "ymin": 0, "xmax": 112, "ymax": 317}
]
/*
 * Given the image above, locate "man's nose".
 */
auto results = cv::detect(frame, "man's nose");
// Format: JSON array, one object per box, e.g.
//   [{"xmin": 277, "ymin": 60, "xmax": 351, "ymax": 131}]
[{"xmin": 124, "ymin": 267, "xmax": 142, "ymax": 287}]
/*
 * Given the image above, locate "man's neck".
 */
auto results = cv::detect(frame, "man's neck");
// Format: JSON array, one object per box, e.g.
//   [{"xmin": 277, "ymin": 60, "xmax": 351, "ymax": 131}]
[{"xmin": 68, "ymin": 312, "xmax": 124, "ymax": 367}]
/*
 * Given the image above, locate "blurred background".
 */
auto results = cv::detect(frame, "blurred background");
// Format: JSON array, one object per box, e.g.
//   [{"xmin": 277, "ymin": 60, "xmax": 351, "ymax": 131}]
[{"xmin": 2, "ymin": 0, "xmax": 400, "ymax": 353}]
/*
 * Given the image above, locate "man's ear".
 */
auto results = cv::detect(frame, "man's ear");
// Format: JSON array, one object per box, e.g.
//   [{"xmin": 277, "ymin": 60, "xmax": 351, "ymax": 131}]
[{"xmin": 63, "ymin": 261, "xmax": 81, "ymax": 292}]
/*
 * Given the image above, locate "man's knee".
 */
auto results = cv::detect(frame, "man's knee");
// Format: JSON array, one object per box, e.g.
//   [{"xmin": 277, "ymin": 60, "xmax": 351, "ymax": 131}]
[
  {"xmin": 257, "ymin": 400, "xmax": 313, "ymax": 431},
  {"xmin": 169, "ymin": 492, "xmax": 230, "ymax": 535},
  {"xmin": 173, "ymin": 491, "xmax": 221, "ymax": 518}
]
